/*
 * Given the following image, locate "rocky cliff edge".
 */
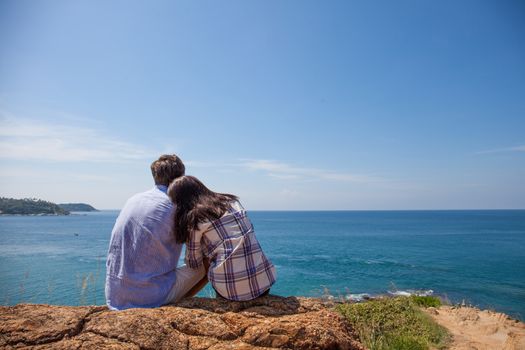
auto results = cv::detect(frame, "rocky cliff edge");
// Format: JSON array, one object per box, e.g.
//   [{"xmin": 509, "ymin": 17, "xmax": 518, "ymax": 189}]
[{"xmin": 0, "ymin": 296, "xmax": 365, "ymax": 350}]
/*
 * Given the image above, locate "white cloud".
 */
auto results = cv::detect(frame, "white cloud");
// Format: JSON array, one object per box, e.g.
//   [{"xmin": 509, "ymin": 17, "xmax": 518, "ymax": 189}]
[
  {"xmin": 184, "ymin": 160, "xmax": 224, "ymax": 168},
  {"xmin": 477, "ymin": 144, "xmax": 525, "ymax": 154},
  {"xmin": 268, "ymin": 173, "xmax": 301, "ymax": 180},
  {"xmin": 152, "ymin": 157, "xmax": 383, "ymax": 183},
  {"xmin": 279, "ymin": 188, "xmax": 301, "ymax": 197},
  {"xmin": 509, "ymin": 145, "xmax": 525, "ymax": 152},
  {"xmin": 0, "ymin": 167, "xmax": 112, "ymax": 182},
  {"xmin": 0, "ymin": 113, "xmax": 155, "ymax": 162},
  {"xmin": 239, "ymin": 159, "xmax": 382, "ymax": 183}
]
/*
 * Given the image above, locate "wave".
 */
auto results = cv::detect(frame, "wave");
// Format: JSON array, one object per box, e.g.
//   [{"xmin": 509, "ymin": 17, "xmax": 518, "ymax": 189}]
[
  {"xmin": 323, "ymin": 289, "xmax": 435, "ymax": 302},
  {"xmin": 387, "ymin": 289, "xmax": 434, "ymax": 297},
  {"xmin": 345, "ymin": 293, "xmax": 372, "ymax": 302}
]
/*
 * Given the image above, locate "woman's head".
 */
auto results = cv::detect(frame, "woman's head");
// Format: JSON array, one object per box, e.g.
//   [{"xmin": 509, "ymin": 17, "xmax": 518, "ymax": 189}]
[
  {"xmin": 168, "ymin": 175, "xmax": 211, "ymax": 209},
  {"xmin": 168, "ymin": 175, "xmax": 238, "ymax": 243}
]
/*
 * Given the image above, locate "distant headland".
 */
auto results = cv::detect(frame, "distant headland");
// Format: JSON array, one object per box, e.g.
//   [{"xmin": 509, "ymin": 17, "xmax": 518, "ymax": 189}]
[
  {"xmin": 57, "ymin": 203, "xmax": 98, "ymax": 212},
  {"xmin": 0, "ymin": 197, "xmax": 97, "ymax": 215}
]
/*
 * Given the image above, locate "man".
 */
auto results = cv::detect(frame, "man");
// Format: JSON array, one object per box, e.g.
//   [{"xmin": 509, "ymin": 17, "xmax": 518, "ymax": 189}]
[{"xmin": 105, "ymin": 154, "xmax": 207, "ymax": 310}]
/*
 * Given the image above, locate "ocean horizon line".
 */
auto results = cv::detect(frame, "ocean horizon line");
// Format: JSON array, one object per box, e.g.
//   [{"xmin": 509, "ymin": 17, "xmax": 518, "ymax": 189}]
[{"xmin": 94, "ymin": 208, "xmax": 525, "ymax": 212}]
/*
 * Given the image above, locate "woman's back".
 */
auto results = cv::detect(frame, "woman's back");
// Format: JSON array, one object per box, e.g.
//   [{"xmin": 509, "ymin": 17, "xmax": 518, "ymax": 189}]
[{"xmin": 186, "ymin": 201, "xmax": 276, "ymax": 301}]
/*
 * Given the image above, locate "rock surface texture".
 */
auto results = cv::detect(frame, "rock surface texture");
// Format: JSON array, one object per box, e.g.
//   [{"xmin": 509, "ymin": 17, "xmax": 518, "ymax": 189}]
[{"xmin": 0, "ymin": 296, "xmax": 365, "ymax": 350}]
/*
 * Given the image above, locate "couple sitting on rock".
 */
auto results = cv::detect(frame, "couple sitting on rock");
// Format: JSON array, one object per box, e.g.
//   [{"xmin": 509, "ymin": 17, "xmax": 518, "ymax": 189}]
[{"xmin": 105, "ymin": 154, "xmax": 276, "ymax": 310}]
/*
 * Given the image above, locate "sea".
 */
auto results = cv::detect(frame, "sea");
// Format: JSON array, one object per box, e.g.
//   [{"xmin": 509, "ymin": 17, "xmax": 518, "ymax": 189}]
[{"xmin": 1, "ymin": 210, "xmax": 524, "ymax": 319}]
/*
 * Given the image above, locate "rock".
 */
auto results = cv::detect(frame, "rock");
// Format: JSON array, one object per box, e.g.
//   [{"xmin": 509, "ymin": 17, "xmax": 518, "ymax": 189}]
[
  {"xmin": 0, "ymin": 296, "xmax": 365, "ymax": 350},
  {"xmin": 0, "ymin": 304, "xmax": 106, "ymax": 347}
]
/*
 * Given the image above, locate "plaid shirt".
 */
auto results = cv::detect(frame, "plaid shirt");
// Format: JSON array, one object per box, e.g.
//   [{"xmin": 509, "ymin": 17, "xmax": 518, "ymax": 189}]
[{"xmin": 185, "ymin": 201, "xmax": 276, "ymax": 301}]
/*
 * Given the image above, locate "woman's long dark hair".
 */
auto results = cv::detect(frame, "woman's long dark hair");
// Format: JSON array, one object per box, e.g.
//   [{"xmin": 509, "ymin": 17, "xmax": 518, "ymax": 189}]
[{"xmin": 167, "ymin": 175, "xmax": 238, "ymax": 244}]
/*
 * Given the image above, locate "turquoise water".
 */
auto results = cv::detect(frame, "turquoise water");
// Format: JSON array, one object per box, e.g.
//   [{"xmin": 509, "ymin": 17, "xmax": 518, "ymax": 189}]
[{"xmin": 1, "ymin": 210, "xmax": 524, "ymax": 319}]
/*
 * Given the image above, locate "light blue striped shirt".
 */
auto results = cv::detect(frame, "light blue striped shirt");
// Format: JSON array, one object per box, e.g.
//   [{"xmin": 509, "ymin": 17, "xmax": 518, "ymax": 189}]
[{"xmin": 105, "ymin": 185, "xmax": 182, "ymax": 310}]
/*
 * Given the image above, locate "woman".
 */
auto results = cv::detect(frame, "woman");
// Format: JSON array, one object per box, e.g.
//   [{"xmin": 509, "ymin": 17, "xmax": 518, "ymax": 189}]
[{"xmin": 168, "ymin": 175, "xmax": 276, "ymax": 301}]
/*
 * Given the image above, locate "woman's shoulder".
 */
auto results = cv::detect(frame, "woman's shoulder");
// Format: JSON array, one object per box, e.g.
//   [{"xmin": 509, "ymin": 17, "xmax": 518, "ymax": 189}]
[
  {"xmin": 207, "ymin": 201, "xmax": 247, "ymax": 227},
  {"xmin": 228, "ymin": 200, "xmax": 245, "ymax": 213},
  {"xmin": 202, "ymin": 200, "xmax": 247, "ymax": 231}
]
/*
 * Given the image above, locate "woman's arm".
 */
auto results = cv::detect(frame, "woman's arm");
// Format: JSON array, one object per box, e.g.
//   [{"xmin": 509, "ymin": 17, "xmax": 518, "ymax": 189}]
[
  {"xmin": 182, "ymin": 257, "xmax": 209, "ymax": 298},
  {"xmin": 184, "ymin": 222, "xmax": 208, "ymax": 268}
]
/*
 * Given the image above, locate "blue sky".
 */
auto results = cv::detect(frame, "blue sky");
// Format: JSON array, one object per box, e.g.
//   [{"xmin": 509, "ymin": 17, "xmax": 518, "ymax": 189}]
[{"xmin": 1, "ymin": 0, "xmax": 524, "ymax": 209}]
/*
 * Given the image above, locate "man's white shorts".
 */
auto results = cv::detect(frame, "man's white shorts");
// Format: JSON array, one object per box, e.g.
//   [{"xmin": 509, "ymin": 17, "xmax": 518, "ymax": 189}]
[{"xmin": 164, "ymin": 264, "xmax": 206, "ymax": 304}]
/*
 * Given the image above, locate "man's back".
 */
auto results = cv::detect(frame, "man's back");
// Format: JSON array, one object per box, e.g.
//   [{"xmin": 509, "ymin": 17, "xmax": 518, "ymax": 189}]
[{"xmin": 105, "ymin": 185, "xmax": 182, "ymax": 310}]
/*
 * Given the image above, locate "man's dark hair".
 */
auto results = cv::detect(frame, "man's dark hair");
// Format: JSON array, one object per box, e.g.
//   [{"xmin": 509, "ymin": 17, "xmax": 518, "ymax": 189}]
[{"xmin": 150, "ymin": 154, "xmax": 185, "ymax": 186}]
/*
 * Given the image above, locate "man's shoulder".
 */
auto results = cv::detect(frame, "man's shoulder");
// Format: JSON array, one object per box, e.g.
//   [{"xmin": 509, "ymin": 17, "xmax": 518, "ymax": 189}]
[
  {"xmin": 128, "ymin": 187, "xmax": 169, "ymax": 202},
  {"xmin": 110, "ymin": 187, "xmax": 174, "ymax": 240},
  {"xmin": 121, "ymin": 188, "xmax": 172, "ymax": 215}
]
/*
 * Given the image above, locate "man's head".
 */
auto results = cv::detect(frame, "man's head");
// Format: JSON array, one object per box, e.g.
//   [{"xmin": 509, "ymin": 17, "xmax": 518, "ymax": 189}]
[{"xmin": 150, "ymin": 154, "xmax": 185, "ymax": 186}]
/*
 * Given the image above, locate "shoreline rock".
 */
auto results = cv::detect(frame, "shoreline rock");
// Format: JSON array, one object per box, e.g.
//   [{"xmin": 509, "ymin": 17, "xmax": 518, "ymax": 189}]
[{"xmin": 0, "ymin": 296, "xmax": 365, "ymax": 350}]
